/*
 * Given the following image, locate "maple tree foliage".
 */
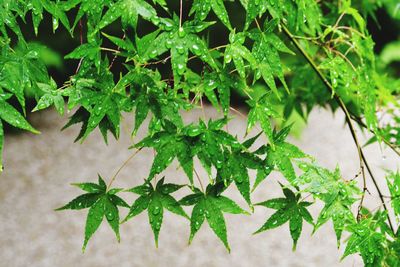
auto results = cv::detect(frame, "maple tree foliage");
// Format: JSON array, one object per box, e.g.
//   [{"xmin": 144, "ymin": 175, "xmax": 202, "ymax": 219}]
[{"xmin": 1, "ymin": 0, "xmax": 400, "ymax": 265}]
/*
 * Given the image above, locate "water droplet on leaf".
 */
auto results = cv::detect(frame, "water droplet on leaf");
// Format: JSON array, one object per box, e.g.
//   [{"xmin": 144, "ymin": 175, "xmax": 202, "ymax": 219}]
[{"xmin": 152, "ymin": 206, "xmax": 161, "ymax": 215}]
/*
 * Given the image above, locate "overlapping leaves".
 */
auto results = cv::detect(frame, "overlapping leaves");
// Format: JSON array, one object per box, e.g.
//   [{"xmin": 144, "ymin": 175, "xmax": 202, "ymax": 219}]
[
  {"xmin": 295, "ymin": 162, "xmax": 360, "ymax": 243},
  {"xmin": 144, "ymin": 16, "xmax": 218, "ymax": 79},
  {"xmin": 1, "ymin": 1, "xmax": 399, "ymax": 265}
]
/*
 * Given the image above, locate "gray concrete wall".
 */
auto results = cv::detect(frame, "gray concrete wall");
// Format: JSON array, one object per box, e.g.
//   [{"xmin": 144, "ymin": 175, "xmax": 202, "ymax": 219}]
[{"xmin": 0, "ymin": 107, "xmax": 397, "ymax": 267}]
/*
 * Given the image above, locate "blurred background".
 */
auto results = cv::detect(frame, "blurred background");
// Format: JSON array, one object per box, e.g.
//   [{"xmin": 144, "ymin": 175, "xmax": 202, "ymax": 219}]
[{"xmin": 1, "ymin": 1, "xmax": 400, "ymax": 267}]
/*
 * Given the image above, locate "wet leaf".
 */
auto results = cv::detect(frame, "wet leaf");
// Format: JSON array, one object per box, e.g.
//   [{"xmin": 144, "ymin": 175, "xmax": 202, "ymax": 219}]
[
  {"xmin": 123, "ymin": 178, "xmax": 188, "ymax": 246},
  {"xmin": 56, "ymin": 175, "xmax": 128, "ymax": 251},
  {"xmin": 254, "ymin": 187, "xmax": 313, "ymax": 250}
]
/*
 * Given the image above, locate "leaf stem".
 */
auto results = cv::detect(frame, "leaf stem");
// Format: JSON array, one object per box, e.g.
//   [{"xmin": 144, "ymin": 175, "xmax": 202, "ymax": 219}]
[
  {"xmin": 179, "ymin": 0, "xmax": 183, "ymax": 28},
  {"xmin": 193, "ymin": 167, "xmax": 204, "ymax": 192},
  {"xmin": 109, "ymin": 33, "xmax": 126, "ymax": 70},
  {"xmin": 107, "ymin": 148, "xmax": 142, "ymax": 189},
  {"xmin": 75, "ymin": 19, "xmax": 84, "ymax": 74}
]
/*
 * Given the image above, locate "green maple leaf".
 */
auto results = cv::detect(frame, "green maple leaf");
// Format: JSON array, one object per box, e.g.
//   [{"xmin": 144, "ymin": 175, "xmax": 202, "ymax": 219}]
[
  {"xmin": 41, "ymin": 0, "xmax": 71, "ymax": 33},
  {"xmin": 254, "ymin": 186, "xmax": 313, "ymax": 250},
  {"xmin": 180, "ymin": 185, "xmax": 249, "ymax": 251},
  {"xmin": 136, "ymin": 118, "xmax": 241, "ymax": 184},
  {"xmin": 384, "ymin": 234, "xmax": 400, "ymax": 266},
  {"xmin": 252, "ymin": 126, "xmax": 309, "ymax": 189},
  {"xmin": 190, "ymin": 0, "xmax": 232, "ymax": 30},
  {"xmin": 62, "ymin": 62, "xmax": 134, "ymax": 143},
  {"xmin": 82, "ymin": 92, "xmax": 124, "ymax": 142},
  {"xmin": 102, "ymin": 32, "xmax": 135, "ymax": 53},
  {"xmin": 224, "ymin": 31, "xmax": 257, "ymax": 78},
  {"xmin": 248, "ymin": 21, "xmax": 294, "ymax": 97},
  {"xmin": 56, "ymin": 175, "xmax": 129, "ymax": 252},
  {"xmin": 316, "ymin": 199, "xmax": 355, "ymax": 245},
  {"xmin": 128, "ymin": 68, "xmax": 185, "ymax": 135},
  {"xmin": 134, "ymin": 122, "xmax": 194, "ymax": 183},
  {"xmin": 212, "ymin": 71, "xmax": 239, "ymax": 116},
  {"xmin": 65, "ymin": 42, "xmax": 101, "ymax": 71},
  {"xmin": 33, "ymin": 79, "xmax": 65, "ymax": 115},
  {"xmin": 295, "ymin": 162, "xmax": 360, "ymax": 243},
  {"xmin": 386, "ymin": 171, "xmax": 400, "ymax": 216},
  {"xmin": 1, "ymin": 42, "xmax": 52, "ymax": 112},
  {"xmin": 216, "ymin": 134, "xmax": 264, "ymax": 206},
  {"xmin": 192, "ymin": 119, "xmax": 241, "ymax": 175},
  {"xmin": 244, "ymin": 0, "xmax": 268, "ymax": 29},
  {"xmin": 246, "ymin": 93, "xmax": 280, "ymax": 147},
  {"xmin": 144, "ymin": 17, "xmax": 218, "ymax": 80},
  {"xmin": 295, "ymin": 0, "xmax": 321, "ymax": 34},
  {"xmin": 123, "ymin": 178, "xmax": 188, "ymax": 247},
  {"xmin": 63, "ymin": 90, "xmax": 124, "ymax": 143},
  {"xmin": 97, "ymin": 0, "xmax": 158, "ymax": 30},
  {"xmin": 266, "ymin": 139, "xmax": 308, "ymax": 182},
  {"xmin": 187, "ymin": 70, "xmax": 242, "ymax": 116},
  {"xmin": 342, "ymin": 214, "xmax": 387, "ymax": 266},
  {"xmin": 296, "ymin": 163, "xmax": 360, "ymax": 204},
  {"xmin": 0, "ymin": 100, "xmax": 39, "ymax": 134},
  {"xmin": 0, "ymin": 99, "xmax": 40, "ymax": 171}
]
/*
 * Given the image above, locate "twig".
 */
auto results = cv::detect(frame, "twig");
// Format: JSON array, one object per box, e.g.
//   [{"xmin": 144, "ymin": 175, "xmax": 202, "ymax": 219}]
[
  {"xmin": 349, "ymin": 114, "xmax": 400, "ymax": 157},
  {"xmin": 193, "ymin": 168, "xmax": 204, "ymax": 192},
  {"xmin": 361, "ymin": 149, "xmax": 395, "ymax": 231},
  {"xmin": 107, "ymin": 148, "xmax": 142, "ymax": 189},
  {"xmin": 179, "ymin": 0, "xmax": 183, "ymax": 28},
  {"xmin": 109, "ymin": 33, "xmax": 126, "ymax": 70},
  {"xmin": 281, "ymin": 24, "xmax": 395, "ymax": 232},
  {"xmin": 75, "ymin": 19, "xmax": 84, "ymax": 74},
  {"xmin": 200, "ymin": 96, "xmax": 206, "ymax": 119}
]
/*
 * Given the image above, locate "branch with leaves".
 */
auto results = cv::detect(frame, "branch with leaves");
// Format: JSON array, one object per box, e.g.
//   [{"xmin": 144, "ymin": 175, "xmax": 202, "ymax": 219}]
[{"xmin": 1, "ymin": 0, "xmax": 400, "ymax": 266}]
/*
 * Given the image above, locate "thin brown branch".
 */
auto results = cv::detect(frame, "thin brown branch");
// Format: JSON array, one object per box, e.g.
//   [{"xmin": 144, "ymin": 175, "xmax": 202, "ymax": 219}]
[{"xmin": 282, "ymin": 24, "xmax": 395, "ymax": 232}]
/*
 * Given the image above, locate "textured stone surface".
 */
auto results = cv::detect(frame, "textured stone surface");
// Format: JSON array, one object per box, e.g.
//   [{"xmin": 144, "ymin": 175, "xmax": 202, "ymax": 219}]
[{"xmin": 0, "ymin": 107, "xmax": 397, "ymax": 267}]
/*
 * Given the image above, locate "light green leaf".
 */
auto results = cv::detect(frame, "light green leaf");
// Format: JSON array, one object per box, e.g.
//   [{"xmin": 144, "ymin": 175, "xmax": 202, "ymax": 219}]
[
  {"xmin": 254, "ymin": 187, "xmax": 313, "ymax": 249},
  {"xmin": 0, "ymin": 100, "xmax": 39, "ymax": 134}
]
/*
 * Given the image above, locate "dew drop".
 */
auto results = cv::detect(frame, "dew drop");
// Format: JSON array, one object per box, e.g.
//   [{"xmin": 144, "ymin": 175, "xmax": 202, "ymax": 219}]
[
  {"xmin": 176, "ymin": 45, "xmax": 185, "ymax": 54},
  {"xmin": 215, "ymin": 159, "xmax": 223, "ymax": 169},
  {"xmin": 150, "ymin": 49, "xmax": 158, "ymax": 57},
  {"xmin": 106, "ymin": 211, "xmax": 114, "ymax": 220},
  {"xmin": 191, "ymin": 44, "xmax": 200, "ymax": 53},
  {"xmin": 151, "ymin": 16, "xmax": 160, "ymax": 26},
  {"xmin": 178, "ymin": 27, "xmax": 186, "ymax": 38},
  {"xmin": 207, "ymin": 79, "xmax": 215, "ymax": 87},
  {"xmin": 177, "ymin": 63, "xmax": 185, "ymax": 75},
  {"xmin": 165, "ymin": 39, "xmax": 173, "ymax": 49},
  {"xmin": 162, "ymin": 21, "xmax": 173, "ymax": 31},
  {"xmin": 224, "ymin": 53, "xmax": 232, "ymax": 63},
  {"xmin": 152, "ymin": 206, "xmax": 161, "ymax": 215}
]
